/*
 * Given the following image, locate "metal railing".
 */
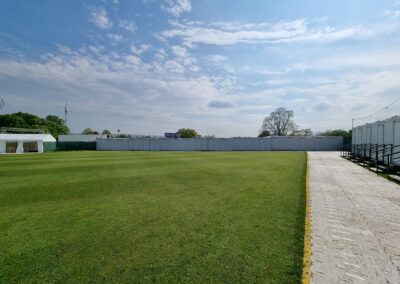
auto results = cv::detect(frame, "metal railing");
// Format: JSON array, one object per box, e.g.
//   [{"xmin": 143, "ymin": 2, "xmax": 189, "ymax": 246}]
[
  {"xmin": 383, "ymin": 144, "xmax": 400, "ymax": 166},
  {"xmin": 341, "ymin": 143, "xmax": 399, "ymax": 174}
]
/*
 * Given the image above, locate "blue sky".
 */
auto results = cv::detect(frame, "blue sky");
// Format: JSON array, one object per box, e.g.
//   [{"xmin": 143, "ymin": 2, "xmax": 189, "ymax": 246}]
[{"xmin": 1, "ymin": 0, "xmax": 400, "ymax": 136}]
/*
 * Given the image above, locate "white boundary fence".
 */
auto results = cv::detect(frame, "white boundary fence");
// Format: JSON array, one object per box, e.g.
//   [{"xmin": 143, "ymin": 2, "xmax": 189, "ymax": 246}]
[{"xmin": 97, "ymin": 136, "xmax": 343, "ymax": 151}]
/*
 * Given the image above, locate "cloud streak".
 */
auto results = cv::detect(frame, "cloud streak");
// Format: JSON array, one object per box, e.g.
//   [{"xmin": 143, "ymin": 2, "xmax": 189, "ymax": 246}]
[
  {"xmin": 208, "ymin": 100, "xmax": 235, "ymax": 108},
  {"xmin": 119, "ymin": 20, "xmax": 137, "ymax": 33},
  {"xmin": 160, "ymin": 19, "xmax": 372, "ymax": 46}
]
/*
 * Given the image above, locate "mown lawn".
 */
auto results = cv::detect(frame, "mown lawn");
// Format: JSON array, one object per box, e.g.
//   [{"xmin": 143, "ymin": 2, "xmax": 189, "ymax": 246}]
[{"xmin": 0, "ymin": 151, "xmax": 306, "ymax": 283}]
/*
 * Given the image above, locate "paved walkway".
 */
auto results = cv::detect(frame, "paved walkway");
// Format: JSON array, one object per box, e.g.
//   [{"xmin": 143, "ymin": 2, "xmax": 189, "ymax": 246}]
[{"xmin": 308, "ymin": 152, "xmax": 400, "ymax": 283}]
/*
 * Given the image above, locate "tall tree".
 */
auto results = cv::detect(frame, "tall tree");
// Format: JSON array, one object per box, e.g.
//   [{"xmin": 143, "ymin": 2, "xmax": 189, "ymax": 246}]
[
  {"xmin": 45, "ymin": 115, "xmax": 69, "ymax": 138},
  {"xmin": 317, "ymin": 129, "xmax": 352, "ymax": 144},
  {"xmin": 0, "ymin": 112, "xmax": 69, "ymax": 138},
  {"xmin": 258, "ymin": 130, "xmax": 271, "ymax": 137},
  {"xmin": 81, "ymin": 128, "xmax": 99, "ymax": 135},
  {"xmin": 177, "ymin": 128, "xmax": 199, "ymax": 138},
  {"xmin": 260, "ymin": 107, "xmax": 297, "ymax": 136},
  {"xmin": 292, "ymin": 128, "xmax": 313, "ymax": 136}
]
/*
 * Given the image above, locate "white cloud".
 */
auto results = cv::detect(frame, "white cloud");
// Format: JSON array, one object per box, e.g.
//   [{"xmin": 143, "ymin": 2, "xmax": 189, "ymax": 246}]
[
  {"xmin": 189, "ymin": 65, "xmax": 200, "ymax": 72},
  {"xmin": 233, "ymin": 49, "xmax": 400, "ymax": 79},
  {"xmin": 56, "ymin": 44, "xmax": 75, "ymax": 55},
  {"xmin": 171, "ymin": 45, "xmax": 188, "ymax": 58},
  {"xmin": 291, "ymin": 50, "xmax": 400, "ymax": 71},
  {"xmin": 161, "ymin": 0, "xmax": 192, "ymax": 17},
  {"xmin": 265, "ymin": 79, "xmax": 293, "ymax": 86},
  {"xmin": 312, "ymin": 99, "xmax": 334, "ymax": 112},
  {"xmin": 168, "ymin": 45, "xmax": 198, "ymax": 68},
  {"xmin": 164, "ymin": 60, "xmax": 185, "ymax": 73},
  {"xmin": 5, "ymin": 4, "xmax": 400, "ymax": 136},
  {"xmin": 107, "ymin": 33, "xmax": 124, "ymax": 43},
  {"xmin": 0, "ymin": 46, "xmax": 239, "ymax": 135},
  {"xmin": 125, "ymin": 55, "xmax": 142, "ymax": 65},
  {"xmin": 160, "ymin": 19, "xmax": 372, "ymax": 46},
  {"xmin": 155, "ymin": 48, "xmax": 167, "ymax": 60},
  {"xmin": 208, "ymin": 100, "xmax": 235, "ymax": 108},
  {"xmin": 119, "ymin": 20, "xmax": 137, "ymax": 33},
  {"xmin": 130, "ymin": 44, "xmax": 150, "ymax": 55},
  {"xmin": 89, "ymin": 7, "xmax": 113, "ymax": 29},
  {"xmin": 240, "ymin": 67, "xmax": 400, "ymax": 131},
  {"xmin": 3, "ymin": 45, "xmax": 400, "ymax": 135},
  {"xmin": 209, "ymin": 55, "xmax": 227, "ymax": 62},
  {"xmin": 78, "ymin": 45, "xmax": 105, "ymax": 55}
]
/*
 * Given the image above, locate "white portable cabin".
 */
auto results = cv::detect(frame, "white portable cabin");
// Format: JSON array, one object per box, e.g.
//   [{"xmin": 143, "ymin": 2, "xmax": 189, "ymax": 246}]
[
  {"xmin": 353, "ymin": 116, "xmax": 400, "ymax": 146},
  {"xmin": 0, "ymin": 134, "xmax": 56, "ymax": 154},
  {"xmin": 352, "ymin": 116, "xmax": 400, "ymax": 164}
]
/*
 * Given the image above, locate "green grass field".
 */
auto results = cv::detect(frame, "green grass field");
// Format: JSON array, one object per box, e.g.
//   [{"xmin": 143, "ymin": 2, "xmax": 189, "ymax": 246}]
[{"xmin": 0, "ymin": 151, "xmax": 306, "ymax": 283}]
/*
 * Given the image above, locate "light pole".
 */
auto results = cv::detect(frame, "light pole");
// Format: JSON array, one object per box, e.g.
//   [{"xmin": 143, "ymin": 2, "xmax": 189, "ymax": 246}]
[{"xmin": 64, "ymin": 100, "xmax": 68, "ymax": 125}]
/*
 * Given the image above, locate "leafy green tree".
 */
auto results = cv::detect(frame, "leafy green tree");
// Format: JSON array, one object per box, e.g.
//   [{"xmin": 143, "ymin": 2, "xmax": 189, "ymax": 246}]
[
  {"xmin": 203, "ymin": 134, "xmax": 216, "ymax": 138},
  {"xmin": 82, "ymin": 128, "xmax": 92, "ymax": 135},
  {"xmin": 177, "ymin": 128, "xmax": 199, "ymax": 138},
  {"xmin": 260, "ymin": 107, "xmax": 297, "ymax": 136},
  {"xmin": 0, "ymin": 113, "xmax": 28, "ymax": 128},
  {"xmin": 258, "ymin": 130, "xmax": 271, "ymax": 137},
  {"xmin": 0, "ymin": 112, "xmax": 69, "ymax": 138},
  {"xmin": 0, "ymin": 112, "xmax": 43, "ymax": 129},
  {"xmin": 318, "ymin": 129, "xmax": 351, "ymax": 137},
  {"xmin": 82, "ymin": 128, "xmax": 99, "ymax": 135},
  {"xmin": 302, "ymin": 128, "xmax": 313, "ymax": 136},
  {"xmin": 292, "ymin": 128, "xmax": 313, "ymax": 136},
  {"xmin": 317, "ymin": 129, "xmax": 352, "ymax": 144},
  {"xmin": 45, "ymin": 115, "xmax": 69, "ymax": 138}
]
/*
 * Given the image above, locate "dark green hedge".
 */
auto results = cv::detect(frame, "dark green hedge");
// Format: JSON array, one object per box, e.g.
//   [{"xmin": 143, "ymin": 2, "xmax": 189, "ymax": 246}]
[{"xmin": 56, "ymin": 142, "xmax": 96, "ymax": 151}]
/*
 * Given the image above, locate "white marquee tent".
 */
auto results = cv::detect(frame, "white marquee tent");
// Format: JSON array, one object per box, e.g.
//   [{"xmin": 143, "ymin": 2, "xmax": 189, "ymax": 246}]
[{"xmin": 0, "ymin": 134, "xmax": 56, "ymax": 154}]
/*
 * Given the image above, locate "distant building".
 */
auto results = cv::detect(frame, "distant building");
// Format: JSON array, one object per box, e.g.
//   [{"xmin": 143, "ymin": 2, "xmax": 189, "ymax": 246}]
[{"xmin": 0, "ymin": 134, "xmax": 56, "ymax": 153}]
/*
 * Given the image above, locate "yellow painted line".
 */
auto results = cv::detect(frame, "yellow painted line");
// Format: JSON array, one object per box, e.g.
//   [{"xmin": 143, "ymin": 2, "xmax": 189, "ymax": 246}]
[{"xmin": 302, "ymin": 152, "xmax": 311, "ymax": 284}]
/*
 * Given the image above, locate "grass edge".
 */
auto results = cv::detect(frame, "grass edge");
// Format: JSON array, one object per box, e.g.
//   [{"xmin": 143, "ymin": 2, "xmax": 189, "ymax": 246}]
[{"xmin": 302, "ymin": 152, "xmax": 311, "ymax": 284}]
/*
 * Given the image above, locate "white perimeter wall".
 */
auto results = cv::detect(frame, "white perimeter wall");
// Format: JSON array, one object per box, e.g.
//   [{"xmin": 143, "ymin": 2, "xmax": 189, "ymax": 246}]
[
  {"xmin": 97, "ymin": 136, "xmax": 343, "ymax": 152},
  {"xmin": 58, "ymin": 134, "xmax": 107, "ymax": 142}
]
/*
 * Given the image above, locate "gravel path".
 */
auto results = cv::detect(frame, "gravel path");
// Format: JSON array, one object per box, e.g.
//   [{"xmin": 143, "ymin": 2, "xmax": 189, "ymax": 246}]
[{"xmin": 308, "ymin": 152, "xmax": 400, "ymax": 283}]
